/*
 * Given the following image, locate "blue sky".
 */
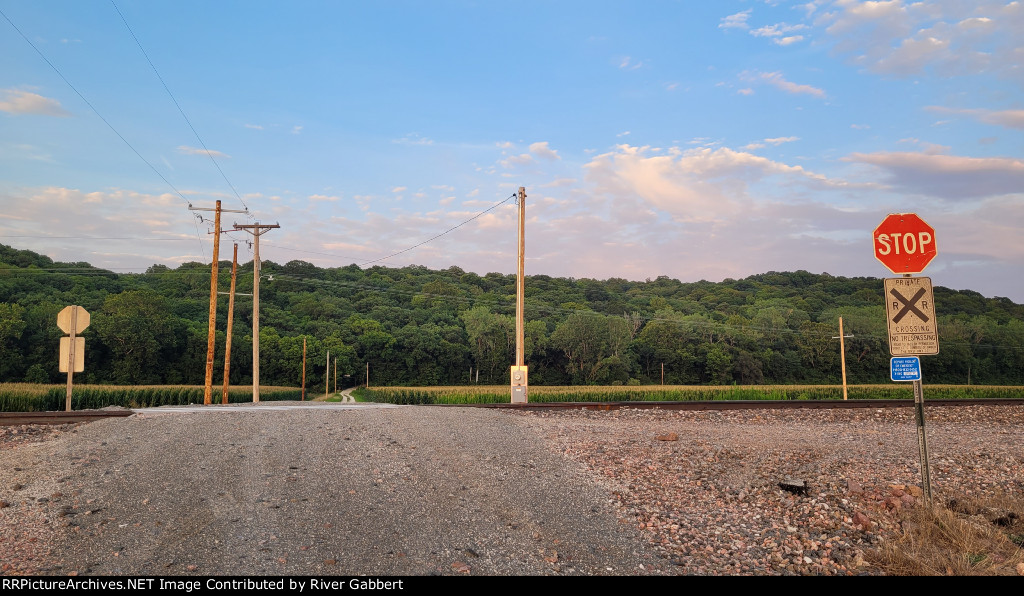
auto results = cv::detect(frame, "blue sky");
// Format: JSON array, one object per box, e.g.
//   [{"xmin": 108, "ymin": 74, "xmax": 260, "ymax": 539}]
[{"xmin": 2, "ymin": 1, "xmax": 1023, "ymax": 301}]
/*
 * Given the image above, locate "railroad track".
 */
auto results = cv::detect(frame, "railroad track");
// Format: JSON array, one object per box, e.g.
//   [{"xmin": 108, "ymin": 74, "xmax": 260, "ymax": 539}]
[
  {"xmin": 0, "ymin": 409, "xmax": 134, "ymax": 426},
  {"xmin": 3, "ymin": 398, "xmax": 1022, "ymax": 425},
  {"xmin": 437, "ymin": 398, "xmax": 1024, "ymax": 411}
]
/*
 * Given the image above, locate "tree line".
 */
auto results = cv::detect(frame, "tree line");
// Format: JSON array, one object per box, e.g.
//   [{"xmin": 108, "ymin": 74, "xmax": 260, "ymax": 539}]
[{"xmin": 1, "ymin": 243, "xmax": 1022, "ymax": 388}]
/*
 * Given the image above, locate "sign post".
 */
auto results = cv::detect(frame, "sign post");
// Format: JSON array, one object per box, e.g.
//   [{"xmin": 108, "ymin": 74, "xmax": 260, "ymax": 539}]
[
  {"xmin": 874, "ymin": 213, "xmax": 939, "ymax": 507},
  {"xmin": 57, "ymin": 305, "xmax": 89, "ymax": 412}
]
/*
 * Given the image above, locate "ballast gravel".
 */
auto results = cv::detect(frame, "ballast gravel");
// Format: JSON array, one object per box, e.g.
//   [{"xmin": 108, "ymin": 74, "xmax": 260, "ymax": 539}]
[{"xmin": 1, "ymin": 402, "xmax": 1022, "ymax": 576}]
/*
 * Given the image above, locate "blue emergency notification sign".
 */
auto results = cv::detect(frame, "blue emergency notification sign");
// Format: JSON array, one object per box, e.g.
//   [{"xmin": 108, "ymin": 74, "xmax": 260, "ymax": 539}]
[{"xmin": 890, "ymin": 356, "xmax": 922, "ymax": 382}]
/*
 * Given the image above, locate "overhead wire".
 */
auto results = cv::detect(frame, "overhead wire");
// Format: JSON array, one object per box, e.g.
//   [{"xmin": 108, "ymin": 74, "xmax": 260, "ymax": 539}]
[
  {"xmin": 359, "ymin": 193, "xmax": 518, "ymax": 266},
  {"xmin": 0, "ymin": 7, "xmax": 207, "ymax": 260},
  {"xmin": 109, "ymin": 0, "xmax": 252, "ymax": 217}
]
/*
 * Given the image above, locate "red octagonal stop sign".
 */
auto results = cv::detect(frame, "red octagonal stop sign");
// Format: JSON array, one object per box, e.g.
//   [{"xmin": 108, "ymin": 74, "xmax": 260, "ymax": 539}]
[{"xmin": 873, "ymin": 213, "xmax": 937, "ymax": 275}]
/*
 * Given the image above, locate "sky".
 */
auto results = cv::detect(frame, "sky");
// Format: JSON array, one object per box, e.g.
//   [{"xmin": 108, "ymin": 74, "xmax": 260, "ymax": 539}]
[{"xmin": 1, "ymin": 0, "xmax": 1023, "ymax": 302}]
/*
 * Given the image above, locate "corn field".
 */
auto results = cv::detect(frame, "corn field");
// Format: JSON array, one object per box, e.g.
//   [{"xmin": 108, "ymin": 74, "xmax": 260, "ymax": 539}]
[
  {"xmin": 354, "ymin": 384, "xmax": 1024, "ymax": 405},
  {"xmin": 0, "ymin": 384, "xmax": 303, "ymax": 412}
]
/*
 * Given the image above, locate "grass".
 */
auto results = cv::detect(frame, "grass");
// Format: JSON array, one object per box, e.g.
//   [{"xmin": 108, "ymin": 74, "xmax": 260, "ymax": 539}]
[
  {"xmin": 0, "ymin": 383, "xmax": 304, "ymax": 411},
  {"xmin": 869, "ymin": 493, "xmax": 1024, "ymax": 576},
  {"xmin": 355, "ymin": 384, "xmax": 1024, "ymax": 405}
]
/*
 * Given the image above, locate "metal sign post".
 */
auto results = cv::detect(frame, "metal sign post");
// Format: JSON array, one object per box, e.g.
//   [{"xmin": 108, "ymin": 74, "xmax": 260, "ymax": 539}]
[
  {"xmin": 874, "ymin": 213, "xmax": 939, "ymax": 509},
  {"xmin": 912, "ymin": 376, "xmax": 933, "ymax": 506}
]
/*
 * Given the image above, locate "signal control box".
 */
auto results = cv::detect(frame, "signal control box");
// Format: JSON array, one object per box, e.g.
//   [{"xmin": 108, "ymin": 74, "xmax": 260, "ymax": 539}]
[{"xmin": 510, "ymin": 365, "xmax": 528, "ymax": 403}]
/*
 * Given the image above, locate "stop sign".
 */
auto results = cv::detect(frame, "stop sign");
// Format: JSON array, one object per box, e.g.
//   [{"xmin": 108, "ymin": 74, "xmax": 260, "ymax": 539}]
[{"xmin": 873, "ymin": 213, "xmax": 937, "ymax": 274}]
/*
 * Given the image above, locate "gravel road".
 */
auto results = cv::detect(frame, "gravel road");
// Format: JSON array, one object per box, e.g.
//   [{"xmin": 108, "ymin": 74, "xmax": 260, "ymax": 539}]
[{"xmin": 2, "ymin": 402, "xmax": 1022, "ymax": 576}]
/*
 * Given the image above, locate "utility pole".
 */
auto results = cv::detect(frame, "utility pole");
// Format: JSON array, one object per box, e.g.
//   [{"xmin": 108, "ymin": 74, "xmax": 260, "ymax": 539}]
[
  {"xmin": 832, "ymin": 317, "xmax": 854, "ymax": 400},
  {"xmin": 510, "ymin": 186, "xmax": 528, "ymax": 403},
  {"xmin": 366, "ymin": 361, "xmax": 369, "ymax": 389},
  {"xmin": 191, "ymin": 201, "xmax": 247, "ymax": 405},
  {"xmin": 661, "ymin": 362, "xmax": 665, "ymax": 386},
  {"xmin": 334, "ymin": 357, "xmax": 337, "ymax": 394},
  {"xmin": 326, "ymin": 350, "xmax": 330, "ymax": 398},
  {"xmin": 220, "ymin": 243, "xmax": 239, "ymax": 405},
  {"xmin": 301, "ymin": 337, "xmax": 306, "ymax": 401},
  {"xmin": 233, "ymin": 221, "xmax": 279, "ymax": 403}
]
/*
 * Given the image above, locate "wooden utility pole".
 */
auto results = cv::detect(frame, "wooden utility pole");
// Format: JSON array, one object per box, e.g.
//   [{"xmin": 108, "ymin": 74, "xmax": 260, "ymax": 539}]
[
  {"xmin": 510, "ymin": 187, "xmax": 528, "ymax": 403},
  {"xmin": 192, "ymin": 201, "xmax": 246, "ymax": 405},
  {"xmin": 334, "ymin": 357, "xmax": 338, "ymax": 393},
  {"xmin": 233, "ymin": 221, "xmax": 279, "ymax": 403},
  {"xmin": 833, "ymin": 317, "xmax": 854, "ymax": 400},
  {"xmin": 301, "ymin": 337, "xmax": 306, "ymax": 401},
  {"xmin": 661, "ymin": 362, "xmax": 665, "ymax": 386},
  {"xmin": 326, "ymin": 350, "xmax": 330, "ymax": 397},
  {"xmin": 220, "ymin": 243, "xmax": 239, "ymax": 404},
  {"xmin": 366, "ymin": 361, "xmax": 369, "ymax": 389}
]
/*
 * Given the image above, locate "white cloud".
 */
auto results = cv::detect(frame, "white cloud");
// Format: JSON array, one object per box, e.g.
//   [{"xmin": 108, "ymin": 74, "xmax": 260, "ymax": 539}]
[
  {"xmin": 244, "ymin": 123, "xmax": 263, "ymax": 130},
  {"xmin": 844, "ymin": 151, "xmax": 1024, "ymax": 199},
  {"xmin": 818, "ymin": 0, "xmax": 1022, "ymax": 81},
  {"xmin": 391, "ymin": 186, "xmax": 407, "ymax": 193},
  {"xmin": 529, "ymin": 142, "xmax": 561, "ymax": 160},
  {"xmin": 583, "ymin": 144, "xmax": 850, "ymax": 223},
  {"xmin": 500, "ymin": 153, "xmax": 534, "ymax": 168},
  {"xmin": 309, "ymin": 194, "xmax": 340, "ymax": 202},
  {"xmin": 719, "ymin": 9, "xmax": 752, "ymax": 30},
  {"xmin": 776, "ymin": 35, "xmax": 805, "ymax": 46},
  {"xmin": 291, "ymin": 125, "xmax": 303, "ymax": 134},
  {"xmin": 925, "ymin": 106, "xmax": 1024, "ymax": 130},
  {"xmin": 737, "ymin": 88, "xmax": 754, "ymax": 96},
  {"xmin": 0, "ymin": 89, "xmax": 70, "ymax": 116},
  {"xmin": 764, "ymin": 136, "xmax": 800, "ymax": 145},
  {"xmin": 177, "ymin": 146, "xmax": 231, "ymax": 158},
  {"xmin": 394, "ymin": 133, "xmax": 434, "ymax": 146},
  {"xmin": 750, "ymin": 23, "xmax": 808, "ymax": 38},
  {"xmin": 618, "ymin": 56, "xmax": 644, "ymax": 70},
  {"xmin": 740, "ymin": 71, "xmax": 826, "ymax": 98}
]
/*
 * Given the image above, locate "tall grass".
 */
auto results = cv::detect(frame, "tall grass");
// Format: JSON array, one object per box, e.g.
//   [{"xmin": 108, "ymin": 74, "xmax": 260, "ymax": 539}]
[
  {"xmin": 0, "ymin": 384, "xmax": 303, "ymax": 412},
  {"xmin": 354, "ymin": 384, "xmax": 1024, "ymax": 405}
]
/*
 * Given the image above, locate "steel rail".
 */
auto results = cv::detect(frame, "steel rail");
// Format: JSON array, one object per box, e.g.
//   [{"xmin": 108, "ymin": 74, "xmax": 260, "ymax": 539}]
[
  {"xmin": 430, "ymin": 398, "xmax": 1024, "ymax": 411},
  {"xmin": 0, "ymin": 410, "xmax": 134, "ymax": 426}
]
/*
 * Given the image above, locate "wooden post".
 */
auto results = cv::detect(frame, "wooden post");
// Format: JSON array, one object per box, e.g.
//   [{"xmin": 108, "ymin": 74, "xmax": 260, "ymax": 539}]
[
  {"xmin": 301, "ymin": 337, "xmax": 306, "ymax": 401},
  {"xmin": 203, "ymin": 200, "xmax": 221, "ymax": 405},
  {"xmin": 221, "ymin": 243, "xmax": 238, "ymax": 405},
  {"xmin": 326, "ymin": 350, "xmax": 330, "ymax": 397},
  {"xmin": 833, "ymin": 317, "xmax": 853, "ymax": 401},
  {"xmin": 366, "ymin": 361, "xmax": 369, "ymax": 389},
  {"xmin": 839, "ymin": 317, "xmax": 848, "ymax": 401},
  {"xmin": 233, "ymin": 222, "xmax": 279, "ymax": 403},
  {"xmin": 661, "ymin": 362, "xmax": 664, "ymax": 386},
  {"xmin": 334, "ymin": 357, "xmax": 337, "ymax": 394},
  {"xmin": 65, "ymin": 306, "xmax": 78, "ymax": 412}
]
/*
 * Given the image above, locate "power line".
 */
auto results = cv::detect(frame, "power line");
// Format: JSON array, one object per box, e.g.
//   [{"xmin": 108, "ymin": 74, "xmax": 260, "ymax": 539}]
[
  {"xmin": 0, "ymin": 7, "xmax": 207, "ymax": 260},
  {"xmin": 109, "ymin": 0, "xmax": 251, "ymax": 217},
  {"xmin": 359, "ymin": 193, "xmax": 517, "ymax": 266}
]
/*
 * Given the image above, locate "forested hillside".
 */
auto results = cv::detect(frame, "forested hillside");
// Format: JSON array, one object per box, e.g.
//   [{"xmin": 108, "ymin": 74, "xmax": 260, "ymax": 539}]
[{"xmin": 1, "ymin": 243, "xmax": 1021, "ymax": 388}]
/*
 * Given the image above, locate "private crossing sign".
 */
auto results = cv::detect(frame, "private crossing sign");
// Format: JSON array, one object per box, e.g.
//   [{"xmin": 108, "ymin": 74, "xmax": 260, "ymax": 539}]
[{"xmin": 884, "ymin": 277, "xmax": 939, "ymax": 356}]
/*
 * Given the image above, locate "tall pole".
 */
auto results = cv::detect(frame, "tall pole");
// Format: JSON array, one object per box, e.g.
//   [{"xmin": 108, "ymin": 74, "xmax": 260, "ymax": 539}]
[
  {"xmin": 233, "ymin": 222, "xmax": 279, "ymax": 403},
  {"xmin": 833, "ymin": 317, "xmax": 854, "ymax": 401},
  {"xmin": 301, "ymin": 337, "xmax": 306, "ymax": 401},
  {"xmin": 839, "ymin": 317, "xmax": 848, "ymax": 401},
  {"xmin": 192, "ymin": 202, "xmax": 246, "ymax": 405},
  {"xmin": 334, "ymin": 357, "xmax": 337, "ymax": 394},
  {"xmin": 221, "ymin": 243, "xmax": 238, "ymax": 405},
  {"xmin": 366, "ymin": 361, "xmax": 369, "ymax": 389},
  {"xmin": 516, "ymin": 187, "xmax": 525, "ymax": 368},
  {"xmin": 204, "ymin": 201, "xmax": 221, "ymax": 405},
  {"xmin": 326, "ymin": 350, "xmax": 330, "ymax": 397}
]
